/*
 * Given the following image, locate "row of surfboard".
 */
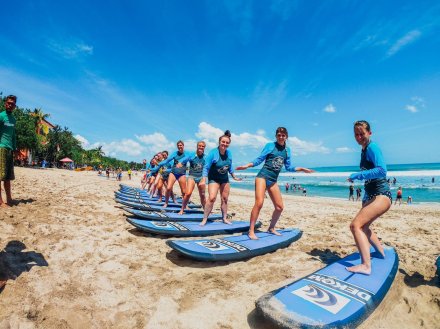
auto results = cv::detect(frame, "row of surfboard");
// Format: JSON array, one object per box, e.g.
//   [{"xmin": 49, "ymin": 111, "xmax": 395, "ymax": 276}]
[{"xmin": 116, "ymin": 184, "xmax": 400, "ymax": 328}]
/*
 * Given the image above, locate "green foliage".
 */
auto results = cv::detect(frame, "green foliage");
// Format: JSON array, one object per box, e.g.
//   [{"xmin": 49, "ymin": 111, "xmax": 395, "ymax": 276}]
[{"xmin": 1, "ymin": 93, "xmax": 142, "ymax": 169}]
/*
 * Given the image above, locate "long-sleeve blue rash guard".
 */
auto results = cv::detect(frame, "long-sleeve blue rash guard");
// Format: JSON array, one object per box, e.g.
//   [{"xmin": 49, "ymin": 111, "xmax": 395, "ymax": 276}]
[
  {"xmin": 252, "ymin": 142, "xmax": 296, "ymax": 183},
  {"xmin": 349, "ymin": 141, "xmax": 390, "ymax": 196}
]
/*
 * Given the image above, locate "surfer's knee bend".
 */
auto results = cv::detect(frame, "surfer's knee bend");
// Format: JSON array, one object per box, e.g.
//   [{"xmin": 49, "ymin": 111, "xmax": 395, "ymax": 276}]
[{"xmin": 274, "ymin": 204, "xmax": 284, "ymax": 212}]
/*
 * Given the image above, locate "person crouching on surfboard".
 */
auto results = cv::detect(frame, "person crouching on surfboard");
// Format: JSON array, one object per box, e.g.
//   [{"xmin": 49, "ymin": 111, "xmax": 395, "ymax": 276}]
[
  {"xmin": 347, "ymin": 120, "xmax": 392, "ymax": 275},
  {"xmin": 235, "ymin": 127, "xmax": 314, "ymax": 240}
]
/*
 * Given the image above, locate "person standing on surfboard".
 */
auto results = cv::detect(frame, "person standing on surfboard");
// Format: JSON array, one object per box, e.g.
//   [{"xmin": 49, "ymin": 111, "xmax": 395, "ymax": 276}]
[
  {"xmin": 236, "ymin": 127, "xmax": 314, "ymax": 240},
  {"xmin": 347, "ymin": 120, "xmax": 392, "ymax": 275},
  {"xmin": 200, "ymin": 130, "xmax": 241, "ymax": 226},
  {"xmin": 151, "ymin": 141, "xmax": 187, "ymax": 207},
  {"xmin": 178, "ymin": 141, "xmax": 207, "ymax": 214}
]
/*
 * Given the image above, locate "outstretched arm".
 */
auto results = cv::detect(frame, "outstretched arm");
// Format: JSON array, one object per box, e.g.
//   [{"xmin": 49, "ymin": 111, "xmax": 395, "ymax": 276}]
[{"xmin": 235, "ymin": 163, "xmax": 253, "ymax": 171}]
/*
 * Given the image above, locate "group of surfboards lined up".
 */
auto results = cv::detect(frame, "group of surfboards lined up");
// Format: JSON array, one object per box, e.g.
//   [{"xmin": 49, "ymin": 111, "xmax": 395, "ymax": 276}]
[{"xmin": 115, "ymin": 121, "xmax": 405, "ymax": 328}]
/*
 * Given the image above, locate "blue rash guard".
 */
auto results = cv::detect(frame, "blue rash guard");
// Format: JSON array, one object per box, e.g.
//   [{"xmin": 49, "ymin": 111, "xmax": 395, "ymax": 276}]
[
  {"xmin": 203, "ymin": 148, "xmax": 234, "ymax": 184},
  {"xmin": 161, "ymin": 162, "xmax": 172, "ymax": 180},
  {"xmin": 349, "ymin": 141, "xmax": 391, "ymax": 202},
  {"xmin": 252, "ymin": 142, "xmax": 296, "ymax": 184},
  {"xmin": 181, "ymin": 152, "xmax": 205, "ymax": 183},
  {"xmin": 153, "ymin": 151, "xmax": 187, "ymax": 179}
]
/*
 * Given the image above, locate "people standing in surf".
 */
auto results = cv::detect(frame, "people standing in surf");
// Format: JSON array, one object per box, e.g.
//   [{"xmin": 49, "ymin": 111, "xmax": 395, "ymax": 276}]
[
  {"xmin": 178, "ymin": 141, "xmax": 207, "ymax": 215},
  {"xmin": 347, "ymin": 120, "xmax": 392, "ymax": 275},
  {"xmin": 200, "ymin": 130, "xmax": 241, "ymax": 226},
  {"xmin": 395, "ymin": 186, "xmax": 402, "ymax": 206},
  {"xmin": 236, "ymin": 127, "xmax": 314, "ymax": 240},
  {"xmin": 152, "ymin": 141, "xmax": 187, "ymax": 207},
  {"xmin": 349, "ymin": 183, "xmax": 355, "ymax": 201}
]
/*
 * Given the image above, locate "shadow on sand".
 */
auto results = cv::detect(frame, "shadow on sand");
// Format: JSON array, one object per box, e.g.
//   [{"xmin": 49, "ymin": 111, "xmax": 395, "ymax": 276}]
[
  {"xmin": 0, "ymin": 240, "xmax": 48, "ymax": 292},
  {"xmin": 399, "ymin": 268, "xmax": 439, "ymax": 287},
  {"xmin": 307, "ymin": 248, "xmax": 342, "ymax": 265}
]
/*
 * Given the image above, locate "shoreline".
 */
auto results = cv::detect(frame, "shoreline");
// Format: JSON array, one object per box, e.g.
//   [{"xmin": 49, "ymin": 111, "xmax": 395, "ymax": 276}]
[{"xmin": 0, "ymin": 167, "xmax": 438, "ymax": 328}]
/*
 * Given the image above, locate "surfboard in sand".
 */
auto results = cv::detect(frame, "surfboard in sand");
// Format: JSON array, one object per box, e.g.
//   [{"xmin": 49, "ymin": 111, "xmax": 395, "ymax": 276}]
[
  {"xmin": 167, "ymin": 229, "xmax": 302, "ymax": 261},
  {"xmin": 125, "ymin": 210, "xmax": 221, "ymax": 221},
  {"xmin": 256, "ymin": 246, "xmax": 398, "ymax": 329},
  {"xmin": 127, "ymin": 218, "xmax": 261, "ymax": 237},
  {"xmin": 123, "ymin": 205, "xmax": 203, "ymax": 215},
  {"xmin": 115, "ymin": 197, "xmax": 201, "ymax": 211}
]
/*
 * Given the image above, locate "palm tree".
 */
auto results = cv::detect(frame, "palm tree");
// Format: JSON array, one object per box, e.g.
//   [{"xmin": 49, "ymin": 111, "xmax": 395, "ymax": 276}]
[{"xmin": 32, "ymin": 108, "xmax": 51, "ymax": 135}]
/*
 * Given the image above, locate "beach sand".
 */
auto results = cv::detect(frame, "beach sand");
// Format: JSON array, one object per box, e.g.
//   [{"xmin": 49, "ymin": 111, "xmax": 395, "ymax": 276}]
[{"xmin": 0, "ymin": 167, "xmax": 439, "ymax": 328}]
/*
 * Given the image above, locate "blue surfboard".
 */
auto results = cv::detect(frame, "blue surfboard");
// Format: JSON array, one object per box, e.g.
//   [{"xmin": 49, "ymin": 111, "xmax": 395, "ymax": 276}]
[
  {"xmin": 167, "ymin": 229, "xmax": 302, "ymax": 261},
  {"xmin": 123, "ymin": 204, "xmax": 203, "ymax": 214},
  {"xmin": 116, "ymin": 198, "xmax": 203, "ymax": 213},
  {"xmin": 114, "ymin": 195, "xmax": 201, "ymax": 209},
  {"xmin": 124, "ymin": 208, "xmax": 221, "ymax": 221},
  {"xmin": 127, "ymin": 218, "xmax": 261, "ymax": 236},
  {"xmin": 114, "ymin": 192, "xmax": 188, "ymax": 205},
  {"xmin": 256, "ymin": 247, "xmax": 399, "ymax": 328},
  {"xmin": 116, "ymin": 189, "xmax": 184, "ymax": 201}
]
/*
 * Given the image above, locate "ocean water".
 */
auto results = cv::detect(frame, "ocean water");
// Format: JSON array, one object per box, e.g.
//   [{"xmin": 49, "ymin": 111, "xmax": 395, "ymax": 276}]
[{"xmin": 231, "ymin": 163, "xmax": 440, "ymax": 204}]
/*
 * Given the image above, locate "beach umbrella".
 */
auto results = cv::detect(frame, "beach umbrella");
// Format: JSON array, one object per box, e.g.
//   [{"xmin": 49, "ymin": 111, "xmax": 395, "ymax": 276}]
[{"xmin": 59, "ymin": 157, "xmax": 74, "ymax": 162}]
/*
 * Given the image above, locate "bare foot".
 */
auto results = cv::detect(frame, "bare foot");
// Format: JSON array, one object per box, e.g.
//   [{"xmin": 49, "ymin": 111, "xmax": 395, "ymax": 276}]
[
  {"xmin": 178, "ymin": 210, "xmax": 184, "ymax": 215},
  {"xmin": 162, "ymin": 204, "xmax": 168, "ymax": 208},
  {"xmin": 268, "ymin": 228, "xmax": 282, "ymax": 236},
  {"xmin": 248, "ymin": 232, "xmax": 259, "ymax": 240},
  {"xmin": 0, "ymin": 203, "xmax": 10, "ymax": 208},
  {"xmin": 345, "ymin": 264, "xmax": 371, "ymax": 275},
  {"xmin": 223, "ymin": 219, "xmax": 232, "ymax": 225},
  {"xmin": 199, "ymin": 219, "xmax": 208, "ymax": 226}
]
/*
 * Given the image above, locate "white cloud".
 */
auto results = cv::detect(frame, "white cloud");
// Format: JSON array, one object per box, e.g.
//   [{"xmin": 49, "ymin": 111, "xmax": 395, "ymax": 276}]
[
  {"xmin": 288, "ymin": 137, "xmax": 330, "ymax": 155},
  {"xmin": 99, "ymin": 139, "xmax": 145, "ymax": 157},
  {"xmin": 336, "ymin": 147, "xmax": 355, "ymax": 153},
  {"xmin": 136, "ymin": 132, "xmax": 175, "ymax": 154},
  {"xmin": 405, "ymin": 105, "xmax": 418, "ymax": 113},
  {"xmin": 47, "ymin": 39, "xmax": 93, "ymax": 59},
  {"xmin": 323, "ymin": 104, "xmax": 336, "ymax": 113},
  {"xmin": 387, "ymin": 30, "xmax": 421, "ymax": 57},
  {"xmin": 195, "ymin": 122, "xmax": 269, "ymax": 150},
  {"xmin": 74, "ymin": 134, "xmax": 90, "ymax": 148}
]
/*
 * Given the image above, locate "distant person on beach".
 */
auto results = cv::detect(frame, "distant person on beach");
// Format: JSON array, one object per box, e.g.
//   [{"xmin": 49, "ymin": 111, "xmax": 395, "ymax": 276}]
[
  {"xmin": 285, "ymin": 182, "xmax": 290, "ymax": 193},
  {"xmin": 200, "ymin": 130, "xmax": 241, "ymax": 226},
  {"xmin": 236, "ymin": 127, "xmax": 314, "ymax": 239},
  {"xmin": 349, "ymin": 183, "xmax": 355, "ymax": 201},
  {"xmin": 356, "ymin": 187, "xmax": 362, "ymax": 201},
  {"xmin": 0, "ymin": 95, "xmax": 17, "ymax": 207},
  {"xmin": 432, "ymin": 177, "xmax": 435, "ymax": 183},
  {"xmin": 392, "ymin": 177, "xmax": 397, "ymax": 185},
  {"xmin": 395, "ymin": 186, "xmax": 402, "ymax": 205},
  {"xmin": 152, "ymin": 141, "xmax": 187, "ymax": 207},
  {"xmin": 127, "ymin": 168, "xmax": 132, "ymax": 180},
  {"xmin": 178, "ymin": 141, "xmax": 206, "ymax": 214},
  {"xmin": 347, "ymin": 120, "xmax": 391, "ymax": 275},
  {"xmin": 407, "ymin": 196, "xmax": 412, "ymax": 204},
  {"xmin": 105, "ymin": 167, "xmax": 110, "ymax": 179},
  {"xmin": 303, "ymin": 187, "xmax": 307, "ymax": 196}
]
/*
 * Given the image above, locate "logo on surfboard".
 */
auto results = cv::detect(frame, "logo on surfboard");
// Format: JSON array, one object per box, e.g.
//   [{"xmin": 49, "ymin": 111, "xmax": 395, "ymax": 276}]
[
  {"xmin": 292, "ymin": 284, "xmax": 350, "ymax": 314},
  {"xmin": 196, "ymin": 239, "xmax": 249, "ymax": 252}
]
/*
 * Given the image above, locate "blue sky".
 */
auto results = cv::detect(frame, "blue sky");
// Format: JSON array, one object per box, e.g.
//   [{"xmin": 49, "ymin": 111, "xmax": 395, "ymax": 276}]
[{"xmin": 1, "ymin": 1, "xmax": 439, "ymax": 167}]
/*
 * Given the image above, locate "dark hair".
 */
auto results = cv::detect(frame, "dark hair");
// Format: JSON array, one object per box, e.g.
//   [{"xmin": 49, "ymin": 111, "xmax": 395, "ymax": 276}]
[
  {"xmin": 275, "ymin": 127, "xmax": 288, "ymax": 138},
  {"xmin": 5, "ymin": 95, "xmax": 17, "ymax": 102},
  {"xmin": 197, "ymin": 140, "xmax": 206, "ymax": 147},
  {"xmin": 176, "ymin": 140, "xmax": 184, "ymax": 146},
  {"xmin": 354, "ymin": 120, "xmax": 371, "ymax": 132},
  {"xmin": 219, "ymin": 130, "xmax": 231, "ymax": 143},
  {"xmin": 161, "ymin": 150, "xmax": 168, "ymax": 155}
]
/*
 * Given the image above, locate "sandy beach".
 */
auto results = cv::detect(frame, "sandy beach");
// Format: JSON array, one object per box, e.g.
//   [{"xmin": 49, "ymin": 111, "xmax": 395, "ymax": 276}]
[{"xmin": 0, "ymin": 167, "xmax": 439, "ymax": 328}]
